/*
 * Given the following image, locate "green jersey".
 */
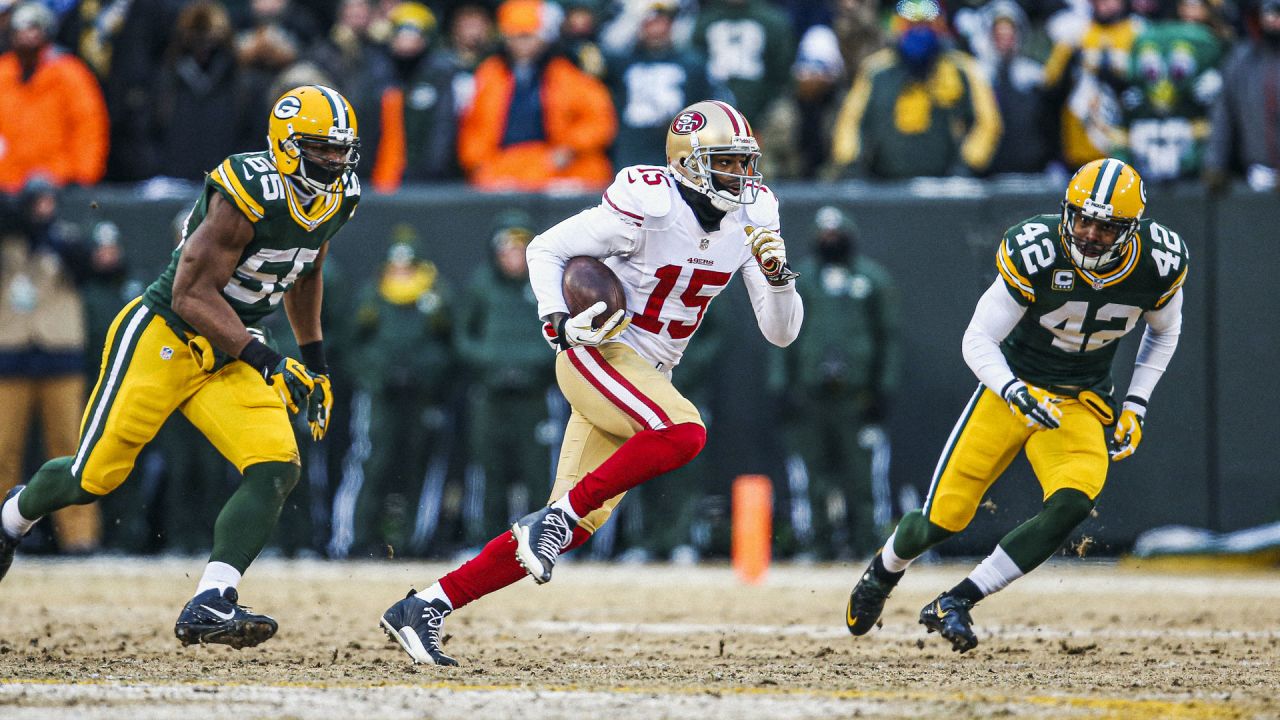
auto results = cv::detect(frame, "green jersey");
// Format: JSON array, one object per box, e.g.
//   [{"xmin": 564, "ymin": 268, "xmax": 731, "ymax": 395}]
[
  {"xmin": 143, "ymin": 150, "xmax": 361, "ymax": 336},
  {"xmin": 995, "ymin": 213, "xmax": 1189, "ymax": 390}
]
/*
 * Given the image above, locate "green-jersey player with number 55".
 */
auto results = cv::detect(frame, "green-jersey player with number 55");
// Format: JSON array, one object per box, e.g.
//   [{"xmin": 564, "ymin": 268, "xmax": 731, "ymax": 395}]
[
  {"xmin": 0, "ymin": 85, "xmax": 361, "ymax": 649},
  {"xmin": 845, "ymin": 158, "xmax": 1188, "ymax": 653}
]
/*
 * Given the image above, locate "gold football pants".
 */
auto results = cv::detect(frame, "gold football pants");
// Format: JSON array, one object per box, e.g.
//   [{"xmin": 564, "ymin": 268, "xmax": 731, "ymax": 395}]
[
  {"xmin": 923, "ymin": 385, "xmax": 1109, "ymax": 533},
  {"xmin": 548, "ymin": 343, "xmax": 703, "ymax": 533},
  {"xmin": 72, "ymin": 298, "xmax": 299, "ymax": 495}
]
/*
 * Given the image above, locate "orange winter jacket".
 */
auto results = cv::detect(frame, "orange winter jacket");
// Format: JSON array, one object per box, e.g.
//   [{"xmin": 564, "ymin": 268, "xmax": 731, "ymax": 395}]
[
  {"xmin": 0, "ymin": 47, "xmax": 109, "ymax": 192},
  {"xmin": 459, "ymin": 53, "xmax": 616, "ymax": 192}
]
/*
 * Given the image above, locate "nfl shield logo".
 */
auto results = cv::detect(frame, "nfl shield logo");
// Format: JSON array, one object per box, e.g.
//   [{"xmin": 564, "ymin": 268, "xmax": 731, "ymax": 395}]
[
  {"xmin": 160, "ymin": 346, "xmax": 174, "ymax": 360},
  {"xmin": 671, "ymin": 111, "xmax": 707, "ymax": 135}
]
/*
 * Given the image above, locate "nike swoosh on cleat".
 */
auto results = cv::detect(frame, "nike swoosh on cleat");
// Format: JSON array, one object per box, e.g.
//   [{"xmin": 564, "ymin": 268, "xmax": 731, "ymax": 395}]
[
  {"xmin": 201, "ymin": 605, "xmax": 238, "ymax": 621},
  {"xmin": 934, "ymin": 602, "xmax": 949, "ymax": 619},
  {"xmin": 846, "ymin": 602, "xmax": 857, "ymax": 628}
]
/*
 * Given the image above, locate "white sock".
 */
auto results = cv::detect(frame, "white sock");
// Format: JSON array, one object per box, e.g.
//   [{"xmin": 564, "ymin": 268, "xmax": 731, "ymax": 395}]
[
  {"xmin": 414, "ymin": 582, "xmax": 453, "ymax": 611},
  {"xmin": 1, "ymin": 488, "xmax": 38, "ymax": 538},
  {"xmin": 880, "ymin": 530, "xmax": 914, "ymax": 573},
  {"xmin": 966, "ymin": 545, "xmax": 1024, "ymax": 596},
  {"xmin": 550, "ymin": 495, "xmax": 582, "ymax": 524},
  {"xmin": 194, "ymin": 561, "xmax": 242, "ymax": 596}
]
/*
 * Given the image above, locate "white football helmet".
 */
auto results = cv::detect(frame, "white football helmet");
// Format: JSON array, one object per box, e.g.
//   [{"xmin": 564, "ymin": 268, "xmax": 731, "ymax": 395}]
[{"xmin": 665, "ymin": 100, "xmax": 762, "ymax": 211}]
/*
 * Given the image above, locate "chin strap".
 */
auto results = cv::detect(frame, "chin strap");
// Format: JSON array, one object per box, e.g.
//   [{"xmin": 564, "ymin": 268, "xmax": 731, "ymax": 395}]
[{"xmin": 672, "ymin": 164, "xmax": 741, "ymax": 211}]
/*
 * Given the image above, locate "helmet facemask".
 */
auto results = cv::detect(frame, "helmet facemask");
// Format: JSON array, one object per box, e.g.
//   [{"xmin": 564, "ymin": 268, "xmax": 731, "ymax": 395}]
[
  {"xmin": 1061, "ymin": 199, "xmax": 1138, "ymax": 271},
  {"xmin": 280, "ymin": 128, "xmax": 360, "ymax": 194},
  {"xmin": 675, "ymin": 142, "xmax": 762, "ymax": 211}
]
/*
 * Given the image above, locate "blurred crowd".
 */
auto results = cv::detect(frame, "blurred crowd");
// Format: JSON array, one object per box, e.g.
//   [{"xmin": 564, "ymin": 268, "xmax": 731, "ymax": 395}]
[
  {"xmin": 0, "ymin": 181, "xmax": 900, "ymax": 562},
  {"xmin": 1, "ymin": 0, "xmax": 1278, "ymax": 193}
]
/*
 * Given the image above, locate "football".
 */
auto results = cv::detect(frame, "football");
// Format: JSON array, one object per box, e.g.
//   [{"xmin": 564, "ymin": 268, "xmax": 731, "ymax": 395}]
[{"xmin": 562, "ymin": 256, "xmax": 627, "ymax": 329}]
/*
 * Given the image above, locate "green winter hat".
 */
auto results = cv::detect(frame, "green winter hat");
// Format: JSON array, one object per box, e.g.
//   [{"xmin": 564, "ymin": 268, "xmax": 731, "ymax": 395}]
[{"xmin": 491, "ymin": 209, "xmax": 535, "ymax": 248}]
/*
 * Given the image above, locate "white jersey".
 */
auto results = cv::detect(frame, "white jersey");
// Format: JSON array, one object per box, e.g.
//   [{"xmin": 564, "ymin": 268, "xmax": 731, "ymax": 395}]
[{"xmin": 527, "ymin": 165, "xmax": 804, "ymax": 371}]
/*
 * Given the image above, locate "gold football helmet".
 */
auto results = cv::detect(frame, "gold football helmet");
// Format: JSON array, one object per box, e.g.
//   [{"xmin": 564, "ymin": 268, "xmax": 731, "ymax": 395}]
[
  {"xmin": 267, "ymin": 85, "xmax": 360, "ymax": 194},
  {"xmin": 665, "ymin": 100, "xmax": 762, "ymax": 210},
  {"xmin": 1061, "ymin": 158, "xmax": 1146, "ymax": 271}
]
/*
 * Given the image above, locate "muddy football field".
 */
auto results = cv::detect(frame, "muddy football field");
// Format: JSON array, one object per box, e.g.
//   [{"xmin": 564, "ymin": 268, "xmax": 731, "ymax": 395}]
[{"xmin": 0, "ymin": 557, "xmax": 1276, "ymax": 719}]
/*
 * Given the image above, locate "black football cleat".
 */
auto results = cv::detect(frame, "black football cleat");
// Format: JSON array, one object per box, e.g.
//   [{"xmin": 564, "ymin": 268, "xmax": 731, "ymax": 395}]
[
  {"xmin": 919, "ymin": 593, "xmax": 979, "ymax": 653},
  {"xmin": 0, "ymin": 485, "xmax": 28, "ymax": 585},
  {"xmin": 511, "ymin": 506, "xmax": 575, "ymax": 584},
  {"xmin": 846, "ymin": 559, "xmax": 899, "ymax": 636},
  {"xmin": 380, "ymin": 590, "xmax": 458, "ymax": 666},
  {"xmin": 174, "ymin": 587, "xmax": 278, "ymax": 649}
]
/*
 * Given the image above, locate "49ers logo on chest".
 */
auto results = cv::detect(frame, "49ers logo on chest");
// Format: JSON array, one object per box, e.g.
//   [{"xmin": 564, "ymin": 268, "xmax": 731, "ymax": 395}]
[{"xmin": 670, "ymin": 111, "xmax": 706, "ymax": 135}]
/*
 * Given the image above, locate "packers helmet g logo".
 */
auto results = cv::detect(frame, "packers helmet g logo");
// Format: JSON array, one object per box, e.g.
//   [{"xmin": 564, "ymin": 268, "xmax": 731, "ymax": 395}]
[
  {"xmin": 671, "ymin": 111, "xmax": 706, "ymax": 135},
  {"xmin": 273, "ymin": 96, "xmax": 302, "ymax": 119}
]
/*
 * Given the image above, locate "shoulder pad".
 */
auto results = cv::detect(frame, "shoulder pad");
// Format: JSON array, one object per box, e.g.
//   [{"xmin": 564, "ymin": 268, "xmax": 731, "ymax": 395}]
[
  {"xmin": 1141, "ymin": 219, "xmax": 1191, "ymax": 307},
  {"xmin": 208, "ymin": 154, "xmax": 272, "ymax": 224},
  {"xmin": 743, "ymin": 184, "xmax": 780, "ymax": 230},
  {"xmin": 996, "ymin": 216, "xmax": 1059, "ymax": 304},
  {"xmin": 601, "ymin": 165, "xmax": 675, "ymax": 226}
]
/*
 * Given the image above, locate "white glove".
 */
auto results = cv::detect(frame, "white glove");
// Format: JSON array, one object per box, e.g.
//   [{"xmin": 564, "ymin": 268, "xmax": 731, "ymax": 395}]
[
  {"xmin": 745, "ymin": 225, "xmax": 799, "ymax": 285},
  {"xmin": 558, "ymin": 301, "xmax": 629, "ymax": 348}
]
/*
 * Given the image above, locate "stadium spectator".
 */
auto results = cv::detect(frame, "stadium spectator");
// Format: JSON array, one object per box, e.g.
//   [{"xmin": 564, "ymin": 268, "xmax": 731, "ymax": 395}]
[
  {"xmin": 235, "ymin": 0, "xmax": 321, "ymax": 120},
  {"xmin": 97, "ymin": 0, "xmax": 186, "ymax": 182},
  {"xmin": 1204, "ymin": 0, "xmax": 1280, "ymax": 191},
  {"xmin": 604, "ymin": 0, "xmax": 718, "ymax": 169},
  {"xmin": 559, "ymin": 0, "xmax": 607, "ymax": 79},
  {"xmin": 692, "ymin": 0, "xmax": 796, "ymax": 125},
  {"xmin": 1115, "ymin": 0, "xmax": 1224, "ymax": 182},
  {"xmin": 830, "ymin": 0, "xmax": 1002, "ymax": 179},
  {"xmin": 832, "ymin": 0, "xmax": 887, "ymax": 81},
  {"xmin": 330, "ymin": 227, "xmax": 454, "ymax": 559},
  {"xmin": 457, "ymin": 0, "xmax": 616, "ymax": 192},
  {"xmin": 370, "ymin": 2, "xmax": 459, "ymax": 191},
  {"xmin": 0, "ymin": 2, "xmax": 108, "ymax": 191},
  {"xmin": 600, "ymin": 0, "xmax": 698, "ymax": 54},
  {"xmin": 0, "ymin": 178, "xmax": 100, "ymax": 553},
  {"xmin": 440, "ymin": 2, "xmax": 496, "ymax": 120},
  {"xmin": 771, "ymin": 206, "xmax": 899, "ymax": 560},
  {"xmin": 455, "ymin": 211, "xmax": 556, "ymax": 546},
  {"xmin": 150, "ymin": 0, "xmax": 258, "ymax": 181},
  {"xmin": 981, "ymin": 0, "xmax": 1056, "ymax": 175},
  {"xmin": 310, "ymin": 0, "xmax": 396, "ymax": 182},
  {"xmin": 788, "ymin": 22, "xmax": 849, "ymax": 177},
  {"xmin": 1043, "ymin": 0, "xmax": 1145, "ymax": 169}
]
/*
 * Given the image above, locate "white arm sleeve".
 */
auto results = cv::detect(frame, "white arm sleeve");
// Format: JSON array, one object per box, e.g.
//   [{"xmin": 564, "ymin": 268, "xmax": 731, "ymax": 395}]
[
  {"xmin": 962, "ymin": 279, "xmax": 1028, "ymax": 395},
  {"xmin": 526, "ymin": 206, "xmax": 640, "ymax": 321},
  {"xmin": 1124, "ymin": 289, "xmax": 1183, "ymax": 407},
  {"xmin": 741, "ymin": 259, "xmax": 804, "ymax": 348}
]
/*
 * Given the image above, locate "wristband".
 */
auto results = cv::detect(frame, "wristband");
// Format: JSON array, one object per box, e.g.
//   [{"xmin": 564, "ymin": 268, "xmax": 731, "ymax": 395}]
[
  {"xmin": 299, "ymin": 340, "xmax": 327, "ymax": 375},
  {"xmin": 239, "ymin": 338, "xmax": 284, "ymax": 379}
]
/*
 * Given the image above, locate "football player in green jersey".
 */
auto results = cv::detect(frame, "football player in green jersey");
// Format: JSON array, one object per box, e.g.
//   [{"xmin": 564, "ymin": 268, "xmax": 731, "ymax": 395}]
[
  {"xmin": 0, "ymin": 85, "xmax": 362, "ymax": 649},
  {"xmin": 845, "ymin": 158, "xmax": 1188, "ymax": 653}
]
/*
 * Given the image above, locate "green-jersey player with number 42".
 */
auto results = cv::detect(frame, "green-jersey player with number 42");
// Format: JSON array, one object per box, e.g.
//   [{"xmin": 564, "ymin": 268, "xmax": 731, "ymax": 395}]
[
  {"xmin": 845, "ymin": 157, "xmax": 1189, "ymax": 653},
  {"xmin": 0, "ymin": 85, "xmax": 361, "ymax": 650}
]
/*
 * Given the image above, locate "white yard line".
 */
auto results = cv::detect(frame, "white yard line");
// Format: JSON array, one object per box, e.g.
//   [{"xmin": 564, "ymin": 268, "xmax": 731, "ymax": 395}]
[{"xmin": 520, "ymin": 619, "xmax": 1280, "ymax": 641}]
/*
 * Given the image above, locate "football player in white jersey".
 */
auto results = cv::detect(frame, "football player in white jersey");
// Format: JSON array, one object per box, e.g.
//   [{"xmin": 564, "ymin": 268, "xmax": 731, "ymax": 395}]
[{"xmin": 380, "ymin": 100, "xmax": 804, "ymax": 665}]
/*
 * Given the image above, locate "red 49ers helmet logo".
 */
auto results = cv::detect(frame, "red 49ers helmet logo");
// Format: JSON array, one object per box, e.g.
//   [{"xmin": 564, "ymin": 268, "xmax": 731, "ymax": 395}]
[{"xmin": 670, "ymin": 111, "xmax": 707, "ymax": 135}]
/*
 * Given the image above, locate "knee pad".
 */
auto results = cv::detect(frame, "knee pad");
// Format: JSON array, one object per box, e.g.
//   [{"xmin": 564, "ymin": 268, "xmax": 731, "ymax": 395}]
[
  {"xmin": 662, "ymin": 422, "xmax": 706, "ymax": 467},
  {"xmin": 1041, "ymin": 488, "xmax": 1095, "ymax": 534},
  {"xmin": 243, "ymin": 461, "xmax": 300, "ymax": 502}
]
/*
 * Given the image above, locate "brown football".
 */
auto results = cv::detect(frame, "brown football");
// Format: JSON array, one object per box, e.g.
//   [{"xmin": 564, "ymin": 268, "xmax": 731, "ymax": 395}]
[{"xmin": 562, "ymin": 256, "xmax": 627, "ymax": 329}]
